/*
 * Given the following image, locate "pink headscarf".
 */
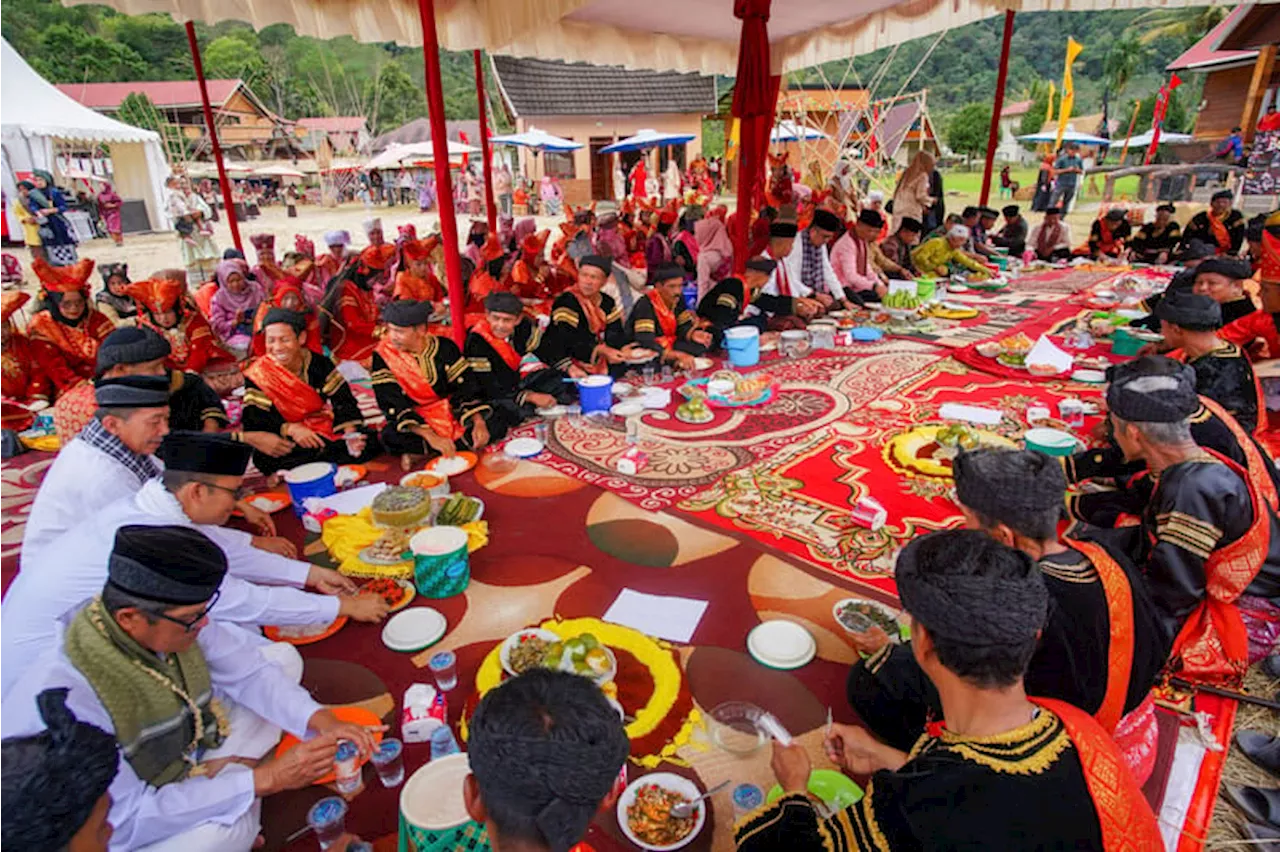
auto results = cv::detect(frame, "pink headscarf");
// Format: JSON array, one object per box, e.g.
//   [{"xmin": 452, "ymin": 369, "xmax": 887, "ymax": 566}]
[
  {"xmin": 514, "ymin": 217, "xmax": 537, "ymax": 245},
  {"xmin": 694, "ymin": 217, "xmax": 733, "ymax": 259},
  {"xmin": 212, "ymin": 259, "xmax": 263, "ymax": 313}
]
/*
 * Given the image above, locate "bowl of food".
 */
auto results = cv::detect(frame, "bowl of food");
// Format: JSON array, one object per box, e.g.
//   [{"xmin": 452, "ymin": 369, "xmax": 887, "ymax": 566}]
[
  {"xmin": 708, "ymin": 701, "xmax": 767, "ymax": 756},
  {"xmin": 1026, "ymin": 362, "xmax": 1064, "ymax": 377},
  {"xmin": 555, "ymin": 632, "xmax": 617, "ymax": 685},
  {"xmin": 832, "ymin": 599, "xmax": 903, "ymax": 641},
  {"xmin": 499, "ymin": 628, "xmax": 562, "ymax": 677},
  {"xmin": 399, "ymin": 471, "xmax": 451, "ymax": 497},
  {"xmin": 618, "ymin": 773, "xmax": 706, "ymax": 851},
  {"xmin": 975, "ymin": 341, "xmax": 1002, "ymax": 359}
]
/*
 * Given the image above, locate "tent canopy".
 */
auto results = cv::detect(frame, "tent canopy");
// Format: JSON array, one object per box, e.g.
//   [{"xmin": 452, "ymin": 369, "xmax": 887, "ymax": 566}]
[
  {"xmin": 771, "ymin": 120, "xmax": 827, "ymax": 143},
  {"xmin": 488, "ymin": 127, "xmax": 583, "ymax": 151},
  {"xmin": 600, "ymin": 128, "xmax": 696, "ymax": 154},
  {"xmin": 1016, "ymin": 128, "xmax": 1113, "ymax": 145},
  {"xmin": 1, "ymin": 38, "xmax": 170, "ymax": 236},
  {"xmin": 1110, "ymin": 130, "xmax": 1194, "ymax": 147},
  {"xmin": 65, "ymin": 0, "xmax": 1280, "ymax": 77}
]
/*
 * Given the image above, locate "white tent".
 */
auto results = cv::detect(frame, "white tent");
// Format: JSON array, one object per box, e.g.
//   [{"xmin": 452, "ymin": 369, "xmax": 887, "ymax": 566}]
[
  {"xmin": 1, "ymin": 39, "xmax": 170, "ymax": 238},
  {"xmin": 1109, "ymin": 130, "xmax": 1195, "ymax": 148}
]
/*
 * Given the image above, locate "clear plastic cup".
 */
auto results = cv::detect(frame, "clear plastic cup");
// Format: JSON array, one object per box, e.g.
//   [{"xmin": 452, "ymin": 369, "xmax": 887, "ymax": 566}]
[
  {"xmin": 371, "ymin": 737, "xmax": 405, "ymax": 787},
  {"xmin": 307, "ymin": 796, "xmax": 347, "ymax": 849},
  {"xmin": 428, "ymin": 650, "xmax": 458, "ymax": 691}
]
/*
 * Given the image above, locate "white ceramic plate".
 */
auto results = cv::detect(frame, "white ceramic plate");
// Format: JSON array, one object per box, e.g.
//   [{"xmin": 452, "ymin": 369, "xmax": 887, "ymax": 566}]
[
  {"xmin": 536, "ymin": 404, "xmax": 569, "ymax": 417},
  {"xmin": 504, "ymin": 437, "xmax": 545, "ymax": 458},
  {"xmin": 612, "ymin": 382, "xmax": 636, "ymax": 398},
  {"xmin": 1071, "ymin": 369, "xmax": 1107, "ymax": 383},
  {"xmin": 499, "ymin": 628, "xmax": 562, "ymax": 676},
  {"xmin": 616, "ymin": 772, "xmax": 707, "ymax": 852},
  {"xmin": 747, "ymin": 620, "xmax": 817, "ymax": 670},
  {"xmin": 693, "ymin": 357, "xmax": 714, "ymax": 370},
  {"xmin": 626, "ymin": 348, "xmax": 659, "ymax": 363},
  {"xmin": 381, "ymin": 607, "xmax": 446, "ymax": 652},
  {"xmin": 611, "ymin": 401, "xmax": 645, "ymax": 417}
]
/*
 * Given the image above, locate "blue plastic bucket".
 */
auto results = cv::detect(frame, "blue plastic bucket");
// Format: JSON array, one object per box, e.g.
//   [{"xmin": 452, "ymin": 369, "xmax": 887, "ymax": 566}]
[
  {"xmin": 577, "ymin": 375, "xmax": 613, "ymax": 414},
  {"xmin": 724, "ymin": 325, "xmax": 760, "ymax": 367},
  {"xmin": 409, "ymin": 527, "xmax": 470, "ymax": 598},
  {"xmin": 282, "ymin": 462, "xmax": 337, "ymax": 517}
]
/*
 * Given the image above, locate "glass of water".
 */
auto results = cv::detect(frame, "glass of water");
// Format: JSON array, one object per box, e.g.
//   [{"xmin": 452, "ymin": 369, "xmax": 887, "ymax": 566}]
[
  {"xmin": 370, "ymin": 738, "xmax": 405, "ymax": 787},
  {"xmin": 307, "ymin": 797, "xmax": 347, "ymax": 849}
]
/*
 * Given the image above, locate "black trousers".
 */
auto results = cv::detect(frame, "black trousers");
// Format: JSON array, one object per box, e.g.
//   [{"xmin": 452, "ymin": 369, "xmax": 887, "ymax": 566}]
[{"xmin": 252, "ymin": 426, "xmax": 382, "ymax": 475}]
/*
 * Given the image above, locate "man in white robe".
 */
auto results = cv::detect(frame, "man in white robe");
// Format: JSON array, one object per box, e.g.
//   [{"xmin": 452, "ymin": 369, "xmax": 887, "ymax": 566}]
[
  {"xmin": 755, "ymin": 221, "xmax": 820, "ymax": 322},
  {"xmin": 2, "ymin": 431, "xmax": 389, "ymax": 698},
  {"xmin": 22, "ymin": 374, "xmax": 170, "ymax": 569},
  {"xmin": 786, "ymin": 209, "xmax": 846, "ymax": 305},
  {"xmin": 1, "ymin": 525, "xmax": 381, "ymax": 852}
]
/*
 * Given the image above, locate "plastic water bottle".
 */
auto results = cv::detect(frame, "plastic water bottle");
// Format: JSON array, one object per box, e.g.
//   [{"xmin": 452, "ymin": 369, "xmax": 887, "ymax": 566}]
[
  {"xmin": 430, "ymin": 725, "xmax": 460, "ymax": 761},
  {"xmin": 682, "ymin": 280, "xmax": 698, "ymax": 311}
]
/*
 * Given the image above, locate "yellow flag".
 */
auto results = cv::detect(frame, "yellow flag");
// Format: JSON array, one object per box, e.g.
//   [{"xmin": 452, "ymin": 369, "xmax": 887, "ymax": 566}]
[
  {"xmin": 1054, "ymin": 38, "xmax": 1083, "ymax": 151},
  {"xmin": 726, "ymin": 118, "xmax": 740, "ymax": 162}
]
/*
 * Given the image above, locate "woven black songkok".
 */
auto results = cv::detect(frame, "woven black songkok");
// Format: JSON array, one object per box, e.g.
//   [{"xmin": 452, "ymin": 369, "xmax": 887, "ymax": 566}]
[
  {"xmin": 106, "ymin": 524, "xmax": 227, "ymax": 606},
  {"xmin": 382, "ymin": 299, "xmax": 431, "ymax": 327},
  {"xmin": 1106, "ymin": 356, "xmax": 1199, "ymax": 423},
  {"xmin": 954, "ymin": 449, "xmax": 1065, "ymax": 531},
  {"xmin": 96, "ymin": 326, "xmax": 171, "ymax": 375},
  {"xmin": 1155, "ymin": 290, "xmax": 1222, "ymax": 331},
  {"xmin": 261, "ymin": 307, "xmax": 307, "ymax": 334}
]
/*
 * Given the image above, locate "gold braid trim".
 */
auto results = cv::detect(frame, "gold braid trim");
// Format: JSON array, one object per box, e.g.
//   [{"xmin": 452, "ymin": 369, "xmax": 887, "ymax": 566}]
[
  {"xmin": 321, "ymin": 369, "xmax": 345, "ymax": 396},
  {"xmin": 938, "ymin": 710, "xmax": 1070, "ymax": 775}
]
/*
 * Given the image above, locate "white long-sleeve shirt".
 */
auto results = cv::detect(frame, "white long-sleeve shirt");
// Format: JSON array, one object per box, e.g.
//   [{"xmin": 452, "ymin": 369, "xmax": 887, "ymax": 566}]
[
  {"xmin": 22, "ymin": 438, "xmax": 160, "ymax": 571},
  {"xmin": 1, "ymin": 616, "xmax": 322, "ymax": 851},
  {"xmin": 761, "ymin": 245, "xmax": 811, "ymax": 300},
  {"xmin": 786, "ymin": 231, "xmax": 844, "ymax": 299},
  {"xmin": 2, "ymin": 480, "xmax": 338, "ymax": 698}
]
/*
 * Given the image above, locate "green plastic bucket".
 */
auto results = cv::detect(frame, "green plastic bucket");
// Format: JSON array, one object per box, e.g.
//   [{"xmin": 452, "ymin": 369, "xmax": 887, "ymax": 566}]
[
  {"xmin": 1110, "ymin": 328, "xmax": 1145, "ymax": 357},
  {"xmin": 399, "ymin": 753, "xmax": 491, "ymax": 852},
  {"xmin": 915, "ymin": 278, "xmax": 937, "ymax": 301},
  {"xmin": 409, "ymin": 526, "xmax": 470, "ymax": 598}
]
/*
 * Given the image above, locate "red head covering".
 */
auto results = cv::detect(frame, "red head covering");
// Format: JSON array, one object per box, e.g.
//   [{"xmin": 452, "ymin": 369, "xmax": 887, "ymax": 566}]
[
  {"xmin": 294, "ymin": 234, "xmax": 315, "ymax": 258},
  {"xmin": 658, "ymin": 200, "xmax": 679, "ymax": 225},
  {"xmin": 402, "ymin": 237, "xmax": 440, "ymax": 263},
  {"xmin": 707, "ymin": 204, "xmax": 728, "ymax": 222},
  {"xmin": 126, "ymin": 278, "xmax": 183, "ymax": 315},
  {"xmin": 398, "ymin": 223, "xmax": 419, "ymax": 242},
  {"xmin": 33, "ymin": 258, "xmax": 95, "ymax": 294},
  {"xmin": 523, "ymin": 229, "xmax": 550, "ymax": 258},
  {"xmin": 360, "ymin": 243, "xmax": 396, "ymax": 270},
  {"xmin": 481, "ymin": 234, "xmax": 504, "ymax": 263},
  {"xmin": 2, "ymin": 291, "xmax": 30, "ymax": 323},
  {"xmin": 1262, "ymin": 228, "xmax": 1280, "ymax": 283}
]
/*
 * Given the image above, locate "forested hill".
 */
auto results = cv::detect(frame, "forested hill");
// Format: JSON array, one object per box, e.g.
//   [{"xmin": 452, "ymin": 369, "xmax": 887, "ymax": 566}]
[{"xmin": 4, "ymin": 0, "xmax": 1221, "ymax": 136}]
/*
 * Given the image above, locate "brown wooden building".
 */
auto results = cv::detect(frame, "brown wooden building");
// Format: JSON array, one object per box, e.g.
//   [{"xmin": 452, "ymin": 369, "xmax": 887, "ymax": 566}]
[{"xmin": 1169, "ymin": 4, "xmax": 1279, "ymax": 149}]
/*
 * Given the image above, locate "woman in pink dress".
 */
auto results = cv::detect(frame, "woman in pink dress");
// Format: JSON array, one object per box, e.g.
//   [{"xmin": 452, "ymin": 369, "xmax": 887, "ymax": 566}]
[{"xmin": 96, "ymin": 183, "xmax": 123, "ymax": 245}]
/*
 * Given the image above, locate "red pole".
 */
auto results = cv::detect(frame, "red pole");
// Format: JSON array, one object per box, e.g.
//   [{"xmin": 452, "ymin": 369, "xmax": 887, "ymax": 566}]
[
  {"xmin": 979, "ymin": 10, "xmax": 1015, "ymax": 207},
  {"xmin": 417, "ymin": 0, "xmax": 466, "ymax": 346},
  {"xmin": 184, "ymin": 21, "xmax": 242, "ymax": 255},
  {"xmin": 474, "ymin": 50, "xmax": 498, "ymax": 234}
]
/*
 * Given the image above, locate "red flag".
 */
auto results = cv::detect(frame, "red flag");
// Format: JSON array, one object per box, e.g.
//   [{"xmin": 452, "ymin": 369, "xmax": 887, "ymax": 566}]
[
  {"xmin": 458, "ymin": 131, "xmax": 470, "ymax": 167},
  {"xmin": 1143, "ymin": 74, "xmax": 1179, "ymax": 165}
]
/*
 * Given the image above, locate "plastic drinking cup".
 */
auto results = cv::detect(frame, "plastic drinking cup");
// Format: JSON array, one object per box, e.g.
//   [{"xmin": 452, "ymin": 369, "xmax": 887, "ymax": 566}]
[
  {"xmin": 370, "ymin": 737, "xmax": 405, "ymax": 787},
  {"xmin": 428, "ymin": 650, "xmax": 458, "ymax": 691},
  {"xmin": 307, "ymin": 796, "xmax": 347, "ymax": 849}
]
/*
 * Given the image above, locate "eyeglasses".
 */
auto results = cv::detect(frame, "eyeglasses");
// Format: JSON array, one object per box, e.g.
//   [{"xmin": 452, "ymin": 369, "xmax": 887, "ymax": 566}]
[
  {"xmin": 151, "ymin": 590, "xmax": 221, "ymax": 632},
  {"xmin": 202, "ymin": 481, "xmax": 250, "ymax": 501}
]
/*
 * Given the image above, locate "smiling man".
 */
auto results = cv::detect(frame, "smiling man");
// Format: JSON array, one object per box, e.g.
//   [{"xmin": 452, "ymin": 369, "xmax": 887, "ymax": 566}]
[{"xmin": 540, "ymin": 255, "xmax": 635, "ymax": 377}]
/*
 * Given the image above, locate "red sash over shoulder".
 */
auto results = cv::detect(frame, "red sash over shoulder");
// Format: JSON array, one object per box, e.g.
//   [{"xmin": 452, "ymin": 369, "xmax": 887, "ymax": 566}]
[
  {"xmin": 473, "ymin": 321, "xmax": 521, "ymax": 371},
  {"xmin": 244, "ymin": 355, "xmax": 336, "ymax": 439},
  {"xmin": 374, "ymin": 338, "xmax": 463, "ymax": 440},
  {"xmin": 647, "ymin": 290, "xmax": 679, "ymax": 351},
  {"xmin": 1066, "ymin": 540, "xmax": 1135, "ymax": 734},
  {"xmin": 1030, "ymin": 698, "xmax": 1163, "ymax": 852}
]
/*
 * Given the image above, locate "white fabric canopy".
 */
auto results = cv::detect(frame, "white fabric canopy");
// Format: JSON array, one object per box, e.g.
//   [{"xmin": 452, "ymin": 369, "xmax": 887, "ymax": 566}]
[
  {"xmin": 1016, "ymin": 128, "xmax": 1113, "ymax": 145},
  {"xmin": 1110, "ymin": 130, "xmax": 1194, "ymax": 147},
  {"xmin": 1, "ymin": 38, "xmax": 170, "ymax": 236},
  {"xmin": 365, "ymin": 141, "xmax": 476, "ymax": 170},
  {"xmin": 771, "ymin": 120, "xmax": 828, "ymax": 142},
  {"xmin": 62, "ymin": 0, "xmax": 1280, "ymax": 76}
]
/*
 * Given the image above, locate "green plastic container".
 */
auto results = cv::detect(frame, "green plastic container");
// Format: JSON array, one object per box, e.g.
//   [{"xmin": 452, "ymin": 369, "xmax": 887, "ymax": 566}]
[
  {"xmin": 1025, "ymin": 427, "xmax": 1078, "ymax": 457},
  {"xmin": 915, "ymin": 278, "xmax": 938, "ymax": 301},
  {"xmin": 409, "ymin": 526, "xmax": 470, "ymax": 598},
  {"xmin": 1110, "ymin": 328, "xmax": 1145, "ymax": 357}
]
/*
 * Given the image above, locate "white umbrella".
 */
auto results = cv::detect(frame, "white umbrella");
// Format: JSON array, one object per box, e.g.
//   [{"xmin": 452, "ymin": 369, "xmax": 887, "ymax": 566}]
[
  {"xmin": 1016, "ymin": 128, "xmax": 1113, "ymax": 146},
  {"xmin": 771, "ymin": 120, "xmax": 828, "ymax": 143},
  {"xmin": 366, "ymin": 144, "xmax": 410, "ymax": 170},
  {"xmin": 599, "ymin": 128, "xmax": 696, "ymax": 154},
  {"xmin": 394, "ymin": 140, "xmax": 479, "ymax": 160},
  {"xmin": 1109, "ymin": 130, "xmax": 1194, "ymax": 148},
  {"xmin": 252, "ymin": 164, "xmax": 306, "ymax": 178},
  {"xmin": 488, "ymin": 127, "xmax": 582, "ymax": 152}
]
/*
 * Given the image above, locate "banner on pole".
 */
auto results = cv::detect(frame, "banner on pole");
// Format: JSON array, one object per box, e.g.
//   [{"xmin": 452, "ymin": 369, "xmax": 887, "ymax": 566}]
[{"xmin": 1053, "ymin": 38, "xmax": 1084, "ymax": 152}]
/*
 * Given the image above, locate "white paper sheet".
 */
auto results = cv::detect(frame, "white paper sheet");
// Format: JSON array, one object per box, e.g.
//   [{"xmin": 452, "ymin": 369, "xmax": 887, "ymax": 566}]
[
  {"xmin": 938, "ymin": 402, "xmax": 1003, "ymax": 426},
  {"xmin": 1025, "ymin": 335, "xmax": 1073, "ymax": 373},
  {"xmin": 603, "ymin": 589, "xmax": 709, "ymax": 643},
  {"xmin": 309, "ymin": 483, "xmax": 387, "ymax": 516}
]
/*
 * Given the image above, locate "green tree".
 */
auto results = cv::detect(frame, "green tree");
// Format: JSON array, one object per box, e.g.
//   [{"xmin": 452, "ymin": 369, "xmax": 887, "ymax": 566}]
[
  {"xmin": 947, "ymin": 102, "xmax": 993, "ymax": 160},
  {"xmin": 365, "ymin": 63, "xmax": 426, "ymax": 136},
  {"xmin": 103, "ymin": 13, "xmax": 189, "ymax": 79},
  {"xmin": 30, "ymin": 23, "xmax": 146, "ymax": 82},
  {"xmin": 1129, "ymin": 6, "xmax": 1226, "ymax": 50},
  {"xmin": 1020, "ymin": 80, "xmax": 1058, "ymax": 137},
  {"xmin": 202, "ymin": 33, "xmax": 266, "ymax": 82},
  {"xmin": 701, "ymin": 119, "xmax": 726, "ymax": 158}
]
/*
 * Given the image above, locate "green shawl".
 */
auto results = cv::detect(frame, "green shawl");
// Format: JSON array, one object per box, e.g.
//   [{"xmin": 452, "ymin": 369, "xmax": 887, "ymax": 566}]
[{"xmin": 64, "ymin": 597, "xmax": 225, "ymax": 786}]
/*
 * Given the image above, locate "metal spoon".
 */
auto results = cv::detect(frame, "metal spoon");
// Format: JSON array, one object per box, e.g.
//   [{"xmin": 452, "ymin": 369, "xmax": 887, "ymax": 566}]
[{"xmin": 670, "ymin": 780, "xmax": 731, "ymax": 819}]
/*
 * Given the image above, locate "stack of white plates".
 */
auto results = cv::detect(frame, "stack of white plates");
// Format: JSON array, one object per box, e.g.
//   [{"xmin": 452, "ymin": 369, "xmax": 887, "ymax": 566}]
[
  {"xmin": 382, "ymin": 607, "xmax": 447, "ymax": 652},
  {"xmin": 746, "ymin": 620, "xmax": 817, "ymax": 670}
]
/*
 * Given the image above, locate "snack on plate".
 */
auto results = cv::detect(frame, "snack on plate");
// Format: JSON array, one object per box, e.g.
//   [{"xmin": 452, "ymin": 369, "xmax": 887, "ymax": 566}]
[
  {"xmin": 435, "ymin": 493, "xmax": 482, "ymax": 526},
  {"xmin": 361, "ymin": 529, "xmax": 411, "ymax": 564},
  {"xmin": 675, "ymin": 398, "xmax": 713, "ymax": 424},
  {"xmin": 999, "ymin": 333, "xmax": 1034, "ymax": 354},
  {"xmin": 975, "ymin": 341, "xmax": 1002, "ymax": 358},
  {"xmin": 710, "ymin": 369, "xmax": 740, "ymax": 384},
  {"xmin": 732, "ymin": 378, "xmax": 770, "ymax": 402},
  {"xmin": 627, "ymin": 784, "xmax": 698, "ymax": 847},
  {"xmin": 835, "ymin": 599, "xmax": 900, "ymax": 636},
  {"xmin": 359, "ymin": 577, "xmax": 411, "ymax": 607},
  {"xmin": 508, "ymin": 635, "xmax": 555, "ymax": 675},
  {"xmin": 1027, "ymin": 363, "xmax": 1063, "ymax": 377},
  {"xmin": 372, "ymin": 486, "xmax": 431, "ymax": 528},
  {"xmin": 936, "ymin": 423, "xmax": 979, "ymax": 450},
  {"xmin": 548, "ymin": 633, "xmax": 614, "ymax": 680},
  {"xmin": 401, "ymin": 472, "xmax": 444, "ymax": 491}
]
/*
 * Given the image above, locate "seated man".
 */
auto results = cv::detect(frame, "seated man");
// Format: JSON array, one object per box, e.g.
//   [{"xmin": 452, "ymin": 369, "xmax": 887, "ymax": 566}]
[
  {"xmin": 910, "ymin": 224, "xmax": 992, "ymax": 280},
  {"xmin": 1131, "ymin": 203, "xmax": 1181, "ymax": 265},
  {"xmin": 1, "ymin": 292, "xmax": 51, "ymax": 432},
  {"xmin": 1180, "ymin": 189, "xmax": 1246, "ymax": 256},
  {"xmin": 877, "ymin": 216, "xmax": 922, "ymax": 278},
  {"xmin": 786, "ymin": 209, "xmax": 846, "ymax": 307},
  {"xmin": 1, "ymin": 525, "xmax": 380, "ymax": 852},
  {"xmin": 96, "ymin": 327, "xmax": 227, "ymax": 435},
  {"xmin": 1086, "ymin": 208, "xmax": 1132, "ymax": 260},
  {"xmin": 970, "ymin": 206, "xmax": 1000, "ymax": 258},
  {"xmin": 1192, "ymin": 257, "xmax": 1257, "ymax": 326},
  {"xmin": 540, "ymin": 256, "xmax": 637, "ymax": 378},
  {"xmin": 2, "ymin": 688, "xmax": 118, "ymax": 850},
  {"xmin": 831, "ymin": 210, "xmax": 890, "ymax": 301},
  {"xmin": 698, "ymin": 258, "xmax": 799, "ymax": 344},
  {"xmin": 739, "ymin": 530, "xmax": 1161, "ymax": 851},
  {"xmin": 464, "ymin": 292, "xmax": 576, "ymax": 431},
  {"xmin": 1220, "ymin": 255, "xmax": 1280, "ymax": 359},
  {"xmin": 465, "ymin": 669, "xmax": 630, "ymax": 852},
  {"xmin": 1028, "ymin": 206, "xmax": 1074, "ymax": 261},
  {"xmin": 847, "ymin": 450, "xmax": 1166, "ymax": 780},
  {"xmin": 625, "ymin": 263, "xmax": 711, "ymax": 370},
  {"xmin": 22, "ymin": 375, "xmax": 168, "ymax": 571},
  {"xmin": 991, "ymin": 204, "xmax": 1027, "ymax": 257},
  {"xmin": 2, "ymin": 431, "xmax": 387, "ymax": 698},
  {"xmin": 242, "ymin": 309, "xmax": 380, "ymax": 476},
  {"xmin": 373, "ymin": 300, "xmax": 493, "ymax": 463},
  {"xmin": 1157, "ymin": 291, "xmax": 1262, "ymax": 433},
  {"xmin": 1107, "ymin": 359, "xmax": 1280, "ymax": 683}
]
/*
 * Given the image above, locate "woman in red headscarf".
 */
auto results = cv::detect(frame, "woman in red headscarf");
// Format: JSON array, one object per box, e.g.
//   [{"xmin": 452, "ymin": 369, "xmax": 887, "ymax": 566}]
[
  {"xmin": 128, "ymin": 276, "xmax": 236, "ymax": 378},
  {"xmin": 27, "ymin": 258, "xmax": 114, "ymax": 394},
  {"xmin": 393, "ymin": 237, "xmax": 445, "ymax": 304},
  {"xmin": 508, "ymin": 229, "xmax": 555, "ymax": 302},
  {"xmin": 252, "ymin": 270, "xmax": 322, "ymax": 358},
  {"xmin": 2, "ymin": 292, "xmax": 51, "ymax": 431}
]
